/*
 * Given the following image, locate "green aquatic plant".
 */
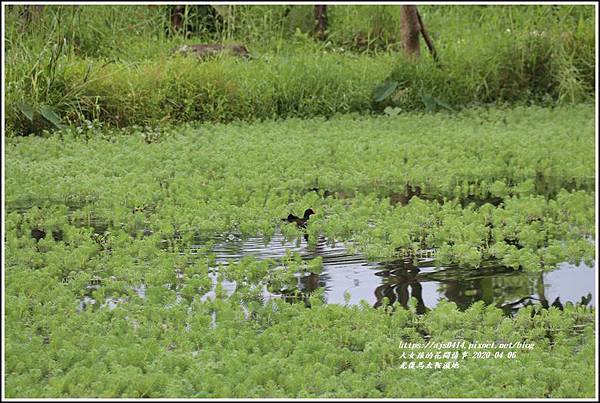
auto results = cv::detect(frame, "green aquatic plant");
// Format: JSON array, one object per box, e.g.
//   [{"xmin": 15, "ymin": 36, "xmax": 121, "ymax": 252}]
[
  {"xmin": 3, "ymin": 104, "xmax": 596, "ymax": 398},
  {"xmin": 5, "ymin": 104, "xmax": 595, "ymax": 270},
  {"xmin": 4, "ymin": 272, "xmax": 595, "ymax": 398}
]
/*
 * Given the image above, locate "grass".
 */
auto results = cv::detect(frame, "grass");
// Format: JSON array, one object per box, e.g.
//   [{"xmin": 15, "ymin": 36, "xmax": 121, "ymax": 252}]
[{"xmin": 3, "ymin": 4, "xmax": 595, "ymax": 136}]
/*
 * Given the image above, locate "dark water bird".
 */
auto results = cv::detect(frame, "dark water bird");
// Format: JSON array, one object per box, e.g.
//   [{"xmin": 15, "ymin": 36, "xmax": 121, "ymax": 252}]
[{"xmin": 282, "ymin": 208, "xmax": 315, "ymax": 229}]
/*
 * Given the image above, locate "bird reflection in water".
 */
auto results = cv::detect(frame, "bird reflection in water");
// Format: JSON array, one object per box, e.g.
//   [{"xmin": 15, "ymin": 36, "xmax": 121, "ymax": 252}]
[{"xmin": 278, "ymin": 235, "xmax": 329, "ymax": 306}]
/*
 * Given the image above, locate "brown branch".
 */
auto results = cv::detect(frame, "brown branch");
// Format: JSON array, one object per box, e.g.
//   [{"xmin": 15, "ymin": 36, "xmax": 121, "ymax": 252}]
[{"xmin": 416, "ymin": 9, "xmax": 440, "ymax": 66}]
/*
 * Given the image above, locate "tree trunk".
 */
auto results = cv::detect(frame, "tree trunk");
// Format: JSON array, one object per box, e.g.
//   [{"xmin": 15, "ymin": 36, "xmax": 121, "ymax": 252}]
[
  {"xmin": 400, "ymin": 5, "xmax": 421, "ymax": 58},
  {"xmin": 400, "ymin": 6, "xmax": 439, "ymax": 64},
  {"xmin": 170, "ymin": 5, "xmax": 185, "ymax": 35},
  {"xmin": 313, "ymin": 5, "xmax": 327, "ymax": 40},
  {"xmin": 23, "ymin": 5, "xmax": 44, "ymax": 23}
]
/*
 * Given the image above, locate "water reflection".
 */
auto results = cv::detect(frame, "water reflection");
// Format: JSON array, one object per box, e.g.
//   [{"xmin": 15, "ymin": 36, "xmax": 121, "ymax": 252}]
[
  {"xmin": 12, "ymin": 207, "xmax": 593, "ymax": 314},
  {"xmin": 315, "ymin": 258, "xmax": 594, "ymax": 313},
  {"xmin": 367, "ymin": 260, "xmax": 595, "ymax": 314},
  {"xmin": 373, "ymin": 265, "xmax": 428, "ymax": 314},
  {"xmin": 207, "ymin": 232, "xmax": 595, "ymax": 313},
  {"xmin": 36, "ymin": 218, "xmax": 589, "ymax": 314}
]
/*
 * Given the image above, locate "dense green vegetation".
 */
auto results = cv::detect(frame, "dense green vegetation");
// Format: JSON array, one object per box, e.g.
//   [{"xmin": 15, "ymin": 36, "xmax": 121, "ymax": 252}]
[
  {"xmin": 5, "ymin": 105, "xmax": 595, "ymax": 270},
  {"xmin": 3, "ymin": 4, "xmax": 596, "ymax": 398},
  {"xmin": 4, "ymin": 4, "xmax": 595, "ymax": 135},
  {"xmin": 4, "ymin": 105, "xmax": 596, "ymax": 397},
  {"xmin": 5, "ymin": 293, "xmax": 595, "ymax": 398}
]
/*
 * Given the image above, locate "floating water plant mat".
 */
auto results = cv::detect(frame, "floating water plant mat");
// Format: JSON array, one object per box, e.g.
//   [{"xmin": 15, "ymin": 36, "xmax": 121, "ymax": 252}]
[{"xmin": 4, "ymin": 104, "xmax": 595, "ymax": 397}]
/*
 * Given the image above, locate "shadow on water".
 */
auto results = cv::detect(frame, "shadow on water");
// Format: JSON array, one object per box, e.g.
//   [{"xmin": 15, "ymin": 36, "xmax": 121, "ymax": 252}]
[{"xmin": 204, "ymin": 232, "xmax": 595, "ymax": 314}]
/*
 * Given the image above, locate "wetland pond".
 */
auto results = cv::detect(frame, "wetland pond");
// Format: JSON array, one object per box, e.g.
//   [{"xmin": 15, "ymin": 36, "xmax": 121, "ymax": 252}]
[
  {"xmin": 200, "ymin": 232, "xmax": 596, "ymax": 314},
  {"xmin": 14, "ymin": 208, "xmax": 596, "ymax": 315}
]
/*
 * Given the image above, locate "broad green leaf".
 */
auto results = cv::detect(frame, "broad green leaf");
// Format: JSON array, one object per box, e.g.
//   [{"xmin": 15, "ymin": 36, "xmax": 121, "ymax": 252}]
[
  {"xmin": 434, "ymin": 97, "xmax": 455, "ymax": 111},
  {"xmin": 422, "ymin": 93, "xmax": 437, "ymax": 112},
  {"xmin": 384, "ymin": 106, "xmax": 401, "ymax": 116},
  {"xmin": 16, "ymin": 102, "xmax": 34, "ymax": 122},
  {"xmin": 39, "ymin": 105, "xmax": 63, "ymax": 128},
  {"xmin": 373, "ymin": 80, "xmax": 398, "ymax": 102}
]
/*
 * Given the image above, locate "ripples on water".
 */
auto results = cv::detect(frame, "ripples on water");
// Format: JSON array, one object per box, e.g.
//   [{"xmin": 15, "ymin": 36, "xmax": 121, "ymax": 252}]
[
  {"xmin": 195, "ymin": 232, "xmax": 595, "ymax": 314},
  {"xmin": 11, "ymin": 206, "xmax": 592, "ymax": 314}
]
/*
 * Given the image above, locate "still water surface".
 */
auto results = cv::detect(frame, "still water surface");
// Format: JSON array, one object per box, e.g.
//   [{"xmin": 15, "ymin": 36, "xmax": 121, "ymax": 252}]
[{"xmin": 202, "ymin": 232, "xmax": 595, "ymax": 313}]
